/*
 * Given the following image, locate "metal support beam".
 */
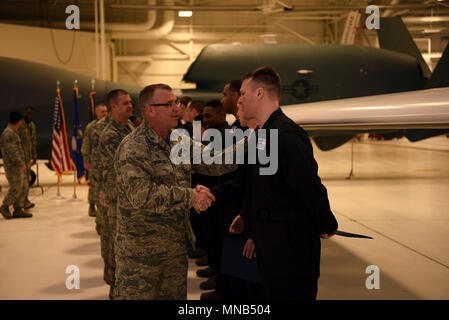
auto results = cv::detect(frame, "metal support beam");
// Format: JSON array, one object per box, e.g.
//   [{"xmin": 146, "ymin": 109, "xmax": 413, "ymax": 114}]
[
  {"xmin": 163, "ymin": 40, "xmax": 190, "ymax": 58},
  {"xmin": 273, "ymin": 22, "xmax": 316, "ymax": 44},
  {"xmin": 110, "ymin": 3, "xmax": 438, "ymax": 12},
  {"xmin": 100, "ymin": 0, "xmax": 106, "ymax": 80}
]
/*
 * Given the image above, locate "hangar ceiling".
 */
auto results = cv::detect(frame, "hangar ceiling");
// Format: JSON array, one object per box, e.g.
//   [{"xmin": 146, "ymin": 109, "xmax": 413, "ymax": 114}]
[{"xmin": 1, "ymin": 0, "xmax": 448, "ymax": 87}]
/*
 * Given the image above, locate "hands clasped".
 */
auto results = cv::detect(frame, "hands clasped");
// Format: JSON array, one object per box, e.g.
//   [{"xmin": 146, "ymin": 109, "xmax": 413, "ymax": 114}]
[{"xmin": 193, "ymin": 185, "xmax": 216, "ymax": 212}]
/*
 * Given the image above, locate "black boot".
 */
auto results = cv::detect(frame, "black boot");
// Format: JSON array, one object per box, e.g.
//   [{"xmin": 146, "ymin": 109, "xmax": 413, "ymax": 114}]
[
  {"xmin": 197, "ymin": 267, "xmax": 214, "ymax": 278},
  {"xmin": 88, "ymin": 204, "xmax": 96, "ymax": 217},
  {"xmin": 13, "ymin": 208, "xmax": 33, "ymax": 218},
  {"xmin": 196, "ymin": 255, "xmax": 209, "ymax": 266},
  {"xmin": 1, "ymin": 205, "xmax": 12, "ymax": 219},
  {"xmin": 24, "ymin": 199, "xmax": 35, "ymax": 209},
  {"xmin": 200, "ymin": 277, "xmax": 217, "ymax": 290}
]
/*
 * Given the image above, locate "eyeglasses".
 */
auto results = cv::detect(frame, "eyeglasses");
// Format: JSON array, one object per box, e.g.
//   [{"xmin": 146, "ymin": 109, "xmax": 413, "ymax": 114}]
[{"xmin": 148, "ymin": 99, "xmax": 180, "ymax": 108}]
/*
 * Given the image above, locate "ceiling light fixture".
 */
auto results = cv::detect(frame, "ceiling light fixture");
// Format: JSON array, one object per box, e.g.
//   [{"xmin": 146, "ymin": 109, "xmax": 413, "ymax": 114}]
[
  {"xmin": 297, "ymin": 69, "xmax": 314, "ymax": 75},
  {"xmin": 422, "ymin": 28, "xmax": 442, "ymax": 34},
  {"xmin": 178, "ymin": 11, "xmax": 192, "ymax": 17}
]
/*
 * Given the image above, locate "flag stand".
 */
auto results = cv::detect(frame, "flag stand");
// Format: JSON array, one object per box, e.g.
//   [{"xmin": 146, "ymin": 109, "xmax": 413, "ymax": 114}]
[
  {"xmin": 68, "ymin": 169, "xmax": 83, "ymax": 202},
  {"xmin": 67, "ymin": 79, "xmax": 84, "ymax": 203},
  {"xmin": 51, "ymin": 175, "xmax": 66, "ymax": 200},
  {"xmin": 73, "ymin": 169, "xmax": 77, "ymax": 199}
]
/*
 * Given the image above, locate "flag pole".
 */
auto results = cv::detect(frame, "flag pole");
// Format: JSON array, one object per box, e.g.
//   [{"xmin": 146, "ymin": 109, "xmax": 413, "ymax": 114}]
[
  {"xmin": 72, "ymin": 80, "xmax": 79, "ymax": 200},
  {"xmin": 73, "ymin": 166, "xmax": 77, "ymax": 199},
  {"xmin": 51, "ymin": 80, "xmax": 66, "ymax": 200},
  {"xmin": 68, "ymin": 79, "xmax": 83, "ymax": 202},
  {"xmin": 57, "ymin": 175, "xmax": 61, "ymax": 197},
  {"xmin": 52, "ymin": 174, "xmax": 66, "ymax": 200}
]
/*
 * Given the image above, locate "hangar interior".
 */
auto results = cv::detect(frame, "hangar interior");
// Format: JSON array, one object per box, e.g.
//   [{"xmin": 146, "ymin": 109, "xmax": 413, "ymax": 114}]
[
  {"xmin": 1, "ymin": 0, "xmax": 449, "ymax": 87},
  {"xmin": 0, "ymin": 0, "xmax": 449, "ymax": 300}
]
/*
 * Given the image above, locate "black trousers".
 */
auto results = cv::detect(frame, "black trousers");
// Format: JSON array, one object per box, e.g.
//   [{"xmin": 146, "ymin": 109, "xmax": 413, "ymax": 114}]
[
  {"xmin": 190, "ymin": 208, "xmax": 208, "ymax": 250},
  {"xmin": 254, "ymin": 221, "xmax": 320, "ymax": 300},
  {"xmin": 260, "ymin": 273, "xmax": 318, "ymax": 300},
  {"xmin": 220, "ymin": 274, "xmax": 264, "ymax": 300}
]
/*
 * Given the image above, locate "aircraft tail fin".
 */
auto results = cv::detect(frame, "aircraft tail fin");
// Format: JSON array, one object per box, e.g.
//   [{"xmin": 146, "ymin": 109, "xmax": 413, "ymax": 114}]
[
  {"xmin": 377, "ymin": 16, "xmax": 432, "ymax": 78},
  {"xmin": 426, "ymin": 43, "xmax": 449, "ymax": 89}
]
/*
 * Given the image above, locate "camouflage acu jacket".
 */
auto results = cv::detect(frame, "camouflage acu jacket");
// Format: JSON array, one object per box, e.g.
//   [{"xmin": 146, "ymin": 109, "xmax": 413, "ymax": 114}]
[
  {"xmin": 98, "ymin": 118, "xmax": 133, "ymax": 206},
  {"xmin": 114, "ymin": 121, "xmax": 238, "ymax": 259},
  {"xmin": 17, "ymin": 120, "xmax": 36, "ymax": 162},
  {"xmin": 81, "ymin": 119, "xmax": 97, "ymax": 164},
  {"xmin": 90, "ymin": 115, "xmax": 111, "ymax": 191},
  {"xmin": 0, "ymin": 125, "xmax": 26, "ymax": 170}
]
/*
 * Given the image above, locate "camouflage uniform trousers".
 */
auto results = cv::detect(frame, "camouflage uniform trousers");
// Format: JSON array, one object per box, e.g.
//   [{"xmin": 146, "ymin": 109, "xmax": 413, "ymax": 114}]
[
  {"xmin": 2, "ymin": 168, "xmax": 28, "ymax": 209},
  {"xmin": 106, "ymin": 202, "xmax": 118, "ymax": 288},
  {"xmin": 23, "ymin": 167, "xmax": 31, "ymax": 201},
  {"xmin": 93, "ymin": 198, "xmax": 102, "ymax": 235},
  {"xmin": 89, "ymin": 166, "xmax": 101, "ymax": 233},
  {"xmin": 113, "ymin": 253, "xmax": 188, "ymax": 300},
  {"xmin": 87, "ymin": 170, "xmax": 97, "ymax": 206},
  {"xmin": 98, "ymin": 204, "xmax": 113, "ymax": 285},
  {"xmin": 22, "ymin": 154, "xmax": 31, "ymax": 201}
]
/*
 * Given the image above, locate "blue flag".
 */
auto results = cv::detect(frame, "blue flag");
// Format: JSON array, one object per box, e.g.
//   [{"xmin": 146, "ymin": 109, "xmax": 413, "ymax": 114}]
[{"xmin": 71, "ymin": 87, "xmax": 85, "ymax": 182}]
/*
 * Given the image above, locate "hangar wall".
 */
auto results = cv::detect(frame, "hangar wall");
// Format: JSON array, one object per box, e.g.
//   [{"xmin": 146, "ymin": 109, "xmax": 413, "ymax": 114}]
[
  {"xmin": 0, "ymin": 23, "xmax": 109, "ymax": 82},
  {"xmin": 114, "ymin": 11, "xmax": 327, "ymax": 89},
  {"xmin": 1, "ymin": 1, "xmax": 447, "ymax": 89}
]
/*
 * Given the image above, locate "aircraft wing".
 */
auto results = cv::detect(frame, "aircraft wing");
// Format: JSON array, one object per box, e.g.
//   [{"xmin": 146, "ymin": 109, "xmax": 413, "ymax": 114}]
[{"xmin": 282, "ymin": 87, "xmax": 449, "ymax": 131}]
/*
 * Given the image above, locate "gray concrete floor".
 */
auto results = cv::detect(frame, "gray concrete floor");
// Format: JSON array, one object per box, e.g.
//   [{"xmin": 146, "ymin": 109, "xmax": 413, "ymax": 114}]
[{"xmin": 0, "ymin": 135, "xmax": 448, "ymax": 300}]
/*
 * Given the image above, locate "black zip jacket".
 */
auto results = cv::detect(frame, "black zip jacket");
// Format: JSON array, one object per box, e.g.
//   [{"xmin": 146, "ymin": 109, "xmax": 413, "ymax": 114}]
[{"xmin": 241, "ymin": 108, "xmax": 338, "ymax": 277}]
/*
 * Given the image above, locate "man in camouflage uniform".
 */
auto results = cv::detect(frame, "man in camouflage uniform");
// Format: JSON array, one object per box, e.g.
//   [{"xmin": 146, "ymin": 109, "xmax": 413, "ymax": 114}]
[
  {"xmin": 81, "ymin": 103, "xmax": 108, "ymax": 217},
  {"xmin": 0, "ymin": 112, "xmax": 33, "ymax": 219},
  {"xmin": 17, "ymin": 106, "xmax": 37, "ymax": 210},
  {"xmin": 90, "ymin": 111, "xmax": 111, "ymax": 284},
  {"xmin": 98, "ymin": 89, "xmax": 134, "ymax": 297},
  {"xmin": 113, "ymin": 84, "xmax": 239, "ymax": 300}
]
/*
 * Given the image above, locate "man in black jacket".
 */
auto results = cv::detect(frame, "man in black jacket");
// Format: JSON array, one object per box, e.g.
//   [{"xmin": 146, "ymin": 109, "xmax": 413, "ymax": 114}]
[{"xmin": 230, "ymin": 66, "xmax": 338, "ymax": 300}]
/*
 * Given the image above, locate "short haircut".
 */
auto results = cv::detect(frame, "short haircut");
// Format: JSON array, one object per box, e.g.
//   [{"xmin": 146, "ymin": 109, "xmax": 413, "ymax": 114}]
[
  {"xmin": 204, "ymin": 100, "xmax": 223, "ymax": 112},
  {"xmin": 9, "ymin": 111, "xmax": 23, "ymax": 124},
  {"xmin": 242, "ymin": 66, "xmax": 281, "ymax": 99},
  {"xmin": 25, "ymin": 106, "xmax": 35, "ymax": 112},
  {"xmin": 190, "ymin": 100, "xmax": 204, "ymax": 114},
  {"xmin": 106, "ymin": 89, "xmax": 129, "ymax": 106},
  {"xmin": 180, "ymin": 96, "xmax": 192, "ymax": 106},
  {"xmin": 139, "ymin": 83, "xmax": 172, "ymax": 109},
  {"xmin": 95, "ymin": 103, "xmax": 107, "ymax": 110},
  {"xmin": 228, "ymin": 79, "xmax": 242, "ymax": 94}
]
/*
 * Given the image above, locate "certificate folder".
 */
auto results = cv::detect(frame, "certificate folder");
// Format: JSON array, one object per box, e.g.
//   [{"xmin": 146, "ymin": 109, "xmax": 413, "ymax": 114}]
[{"xmin": 220, "ymin": 236, "xmax": 263, "ymax": 284}]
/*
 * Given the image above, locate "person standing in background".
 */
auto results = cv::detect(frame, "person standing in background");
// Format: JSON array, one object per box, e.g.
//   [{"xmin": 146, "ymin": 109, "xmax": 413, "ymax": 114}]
[
  {"xmin": 17, "ymin": 106, "xmax": 37, "ymax": 210},
  {"xmin": 89, "ymin": 107, "xmax": 112, "ymax": 284},
  {"xmin": 98, "ymin": 89, "xmax": 134, "ymax": 299},
  {"xmin": 1, "ymin": 112, "xmax": 33, "ymax": 219},
  {"xmin": 81, "ymin": 103, "xmax": 108, "ymax": 217}
]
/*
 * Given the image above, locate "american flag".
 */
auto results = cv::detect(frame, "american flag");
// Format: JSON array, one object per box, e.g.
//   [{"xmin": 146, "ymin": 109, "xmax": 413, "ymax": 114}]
[{"xmin": 51, "ymin": 88, "xmax": 72, "ymax": 176}]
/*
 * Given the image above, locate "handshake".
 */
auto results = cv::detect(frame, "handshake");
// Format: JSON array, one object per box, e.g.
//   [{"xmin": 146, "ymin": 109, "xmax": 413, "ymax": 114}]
[{"xmin": 192, "ymin": 185, "xmax": 216, "ymax": 212}]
